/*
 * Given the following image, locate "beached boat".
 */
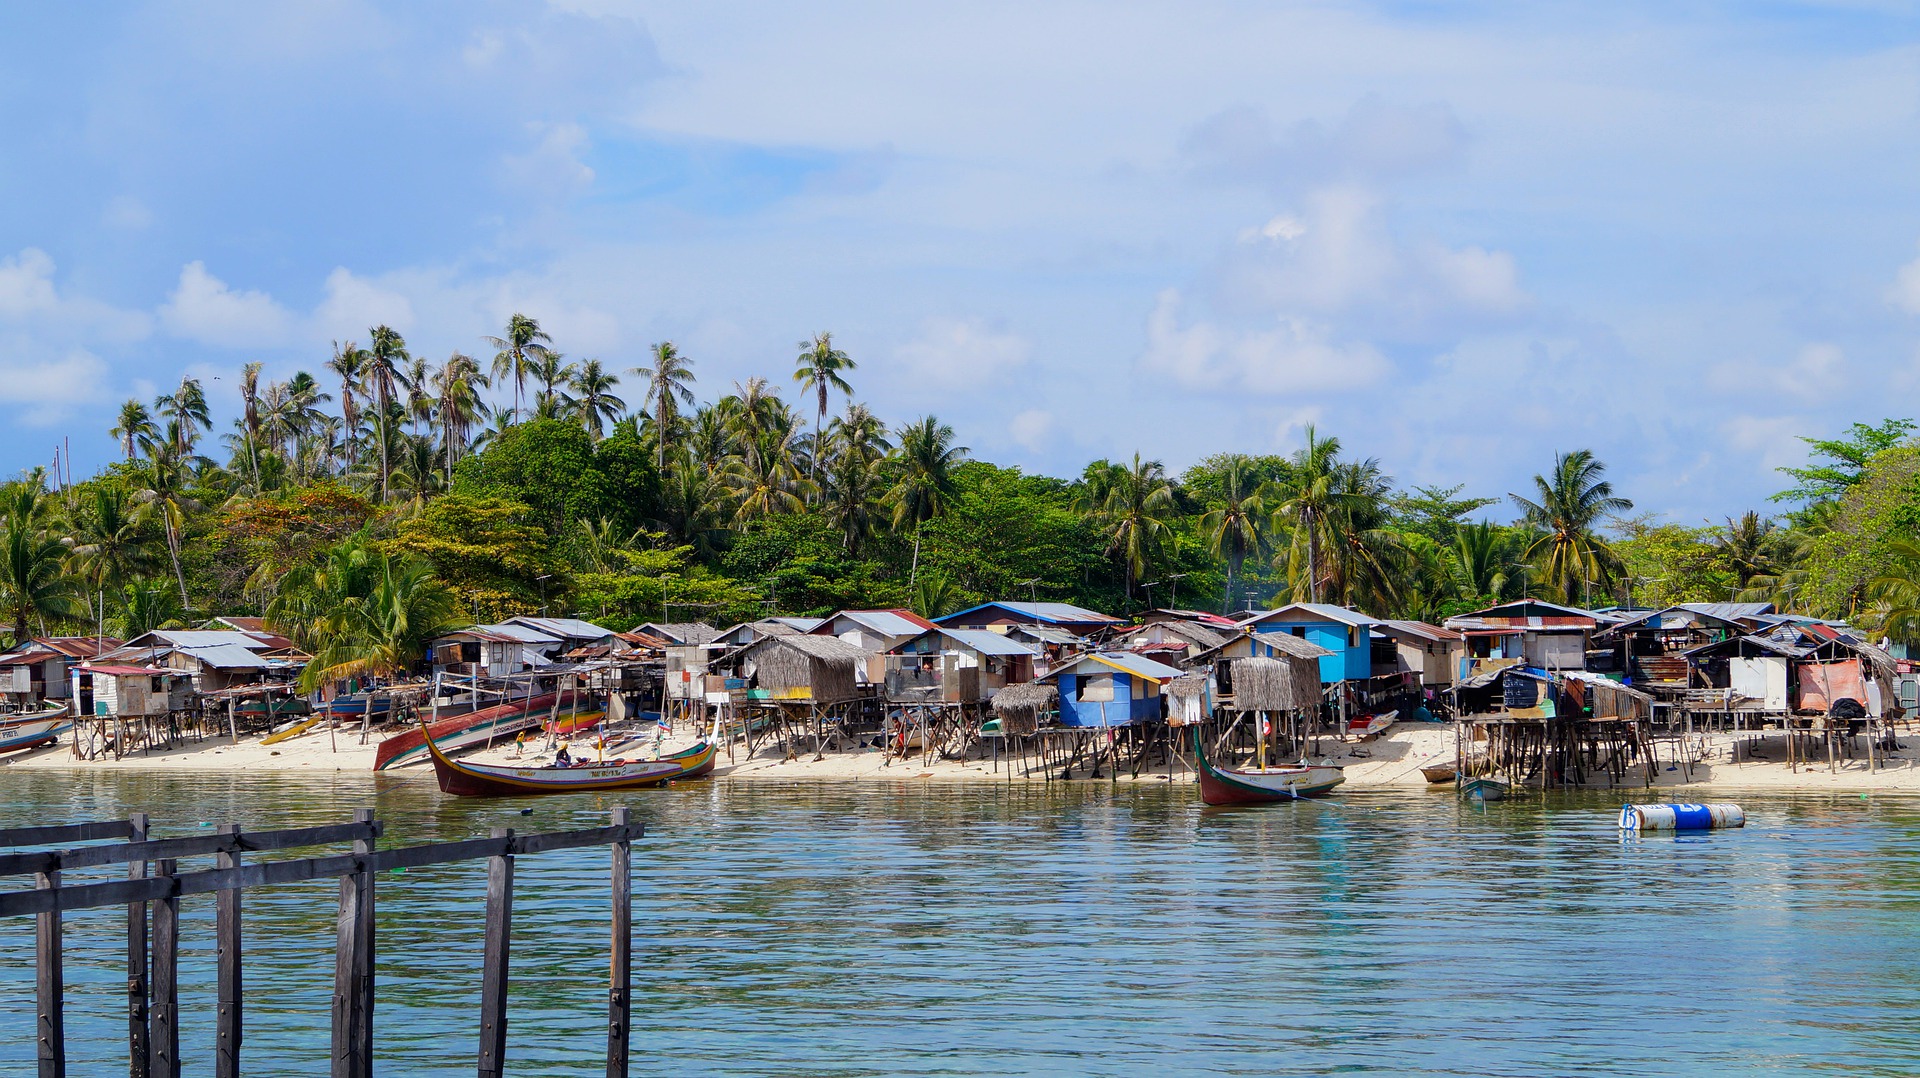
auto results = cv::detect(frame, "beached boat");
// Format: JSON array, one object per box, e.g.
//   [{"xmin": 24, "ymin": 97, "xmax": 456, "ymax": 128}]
[
  {"xmin": 373, "ymin": 690, "xmax": 602, "ymax": 770},
  {"xmin": 0, "ymin": 705, "xmax": 71, "ymax": 730},
  {"xmin": 1461, "ymin": 776, "xmax": 1508, "ymax": 802},
  {"xmin": 1347, "ymin": 709, "xmax": 1397, "ymax": 738},
  {"xmin": 237, "ymin": 696, "xmax": 311, "ymax": 720},
  {"xmin": 323, "ymin": 693, "xmax": 393, "ymax": 719},
  {"xmin": 260, "ymin": 714, "xmax": 325, "ymax": 745},
  {"xmin": 1191, "ymin": 727, "xmax": 1344, "ymax": 805},
  {"xmin": 1421, "ymin": 764, "xmax": 1458, "ymax": 784},
  {"xmin": 422, "ymin": 722, "xmax": 716, "ymax": 797},
  {"xmin": 0, "ymin": 715, "xmax": 73, "ymax": 753}
]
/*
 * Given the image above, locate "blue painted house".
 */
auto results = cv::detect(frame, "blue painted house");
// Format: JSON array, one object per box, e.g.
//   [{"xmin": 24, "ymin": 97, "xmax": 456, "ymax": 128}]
[
  {"xmin": 1043, "ymin": 651, "xmax": 1185, "ymax": 727},
  {"xmin": 1237, "ymin": 603, "xmax": 1377, "ymax": 684}
]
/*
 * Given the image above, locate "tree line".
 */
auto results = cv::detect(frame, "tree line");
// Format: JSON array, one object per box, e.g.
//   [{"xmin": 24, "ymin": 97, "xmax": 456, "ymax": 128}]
[{"xmin": 1, "ymin": 312, "xmax": 1914, "ymax": 690}]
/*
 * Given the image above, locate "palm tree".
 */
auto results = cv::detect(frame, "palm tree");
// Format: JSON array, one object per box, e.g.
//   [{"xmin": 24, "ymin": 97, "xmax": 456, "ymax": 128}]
[
  {"xmin": 1718, "ymin": 511, "xmax": 1781, "ymax": 589},
  {"xmin": 1097, "ymin": 453, "xmax": 1176, "ymax": 602},
  {"xmin": 793, "ymin": 331, "xmax": 856, "ymax": 487},
  {"xmin": 566, "ymin": 359, "xmax": 625, "ymax": 440},
  {"xmin": 155, "ymin": 377, "xmax": 210, "ymax": 455},
  {"xmin": 111, "ymin": 400, "xmax": 156, "ymax": 461},
  {"xmin": 886, "ymin": 416, "xmax": 968, "ymax": 587},
  {"xmin": 403, "ymin": 356, "xmax": 434, "ymax": 439},
  {"xmin": 295, "ymin": 554, "xmax": 462, "ymax": 693},
  {"xmin": 1265, "ymin": 426, "xmax": 1352, "ymax": 604},
  {"xmin": 327, "ymin": 341, "xmax": 370, "ymax": 464},
  {"xmin": 826, "ymin": 402, "xmax": 892, "ymax": 468},
  {"xmin": 822, "ymin": 450, "xmax": 884, "ymax": 555},
  {"xmin": 434, "ymin": 352, "xmax": 490, "ymax": 480},
  {"xmin": 632, "ymin": 341, "xmax": 696, "ymax": 470},
  {"xmin": 485, "ymin": 313, "xmax": 553, "ymax": 424},
  {"xmin": 1868, "ymin": 539, "xmax": 1920, "ymax": 641},
  {"xmin": 114, "ymin": 579, "xmax": 185, "ymax": 638},
  {"xmin": 237, "ymin": 362, "xmax": 264, "ymax": 492},
  {"xmin": 724, "ymin": 378, "xmax": 793, "ymax": 474},
  {"xmin": 686, "ymin": 404, "xmax": 733, "ymax": 469},
  {"xmin": 655, "ymin": 451, "xmax": 731, "ymax": 559},
  {"xmin": 1509, "ymin": 449, "xmax": 1634, "ymax": 606},
  {"xmin": 1454, "ymin": 521, "xmax": 1523, "ymax": 605},
  {"xmin": 67, "ymin": 485, "xmax": 159, "ymax": 618},
  {"xmin": 365, "ymin": 324, "xmax": 409, "ymax": 503},
  {"xmin": 913, "ymin": 571, "xmax": 957, "ymax": 620},
  {"xmin": 131, "ymin": 446, "xmax": 204, "ymax": 609},
  {"xmin": 723, "ymin": 428, "xmax": 815, "ymax": 525},
  {"xmin": 0, "ymin": 479, "xmax": 82, "ymax": 643},
  {"xmin": 1320, "ymin": 458, "xmax": 1403, "ymax": 612},
  {"xmin": 531, "ymin": 352, "xmax": 574, "ymax": 399},
  {"xmin": 1198, "ymin": 454, "xmax": 1265, "ymax": 613}
]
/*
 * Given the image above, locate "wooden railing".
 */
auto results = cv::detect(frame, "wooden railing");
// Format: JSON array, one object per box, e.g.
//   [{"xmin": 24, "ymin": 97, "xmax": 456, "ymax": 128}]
[{"xmin": 0, "ymin": 808, "xmax": 642, "ymax": 1078}]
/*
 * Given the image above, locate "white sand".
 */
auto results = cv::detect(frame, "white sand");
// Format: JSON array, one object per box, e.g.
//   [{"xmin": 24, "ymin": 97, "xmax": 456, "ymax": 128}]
[{"xmin": 8, "ymin": 719, "xmax": 1920, "ymax": 794}]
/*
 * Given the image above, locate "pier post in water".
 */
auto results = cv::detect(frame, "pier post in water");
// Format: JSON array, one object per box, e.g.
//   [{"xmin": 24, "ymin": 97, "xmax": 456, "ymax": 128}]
[
  {"xmin": 35, "ymin": 854, "xmax": 62, "ymax": 1078},
  {"xmin": 149, "ymin": 859, "xmax": 179, "ymax": 1078},
  {"xmin": 127, "ymin": 812, "xmax": 150, "ymax": 1078},
  {"xmin": 608, "ymin": 807, "xmax": 631, "ymax": 1078},
  {"xmin": 331, "ymin": 808, "xmax": 375, "ymax": 1078},
  {"xmin": 477, "ymin": 827, "xmax": 515, "ymax": 1078},
  {"xmin": 215, "ymin": 823, "xmax": 242, "ymax": 1078}
]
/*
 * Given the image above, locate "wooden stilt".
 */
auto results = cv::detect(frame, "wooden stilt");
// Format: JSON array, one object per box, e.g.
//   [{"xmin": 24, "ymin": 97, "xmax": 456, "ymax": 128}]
[
  {"xmin": 606, "ymin": 808, "xmax": 631, "ymax": 1078},
  {"xmin": 149, "ymin": 859, "xmax": 178, "ymax": 1078},
  {"xmin": 127, "ymin": 812, "xmax": 150, "ymax": 1078},
  {"xmin": 476, "ymin": 827, "xmax": 515, "ymax": 1078},
  {"xmin": 214, "ymin": 824, "xmax": 241, "ymax": 1078},
  {"xmin": 36, "ymin": 858, "xmax": 63, "ymax": 1078}
]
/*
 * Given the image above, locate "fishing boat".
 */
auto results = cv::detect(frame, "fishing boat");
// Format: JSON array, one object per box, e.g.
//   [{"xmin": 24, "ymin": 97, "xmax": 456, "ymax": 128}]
[
  {"xmin": 1421, "ymin": 764, "xmax": 1458, "ymax": 784},
  {"xmin": 1461, "ymin": 776, "xmax": 1508, "ymax": 802},
  {"xmin": 0, "ymin": 704, "xmax": 71, "ymax": 730},
  {"xmin": 373, "ymin": 690, "xmax": 602, "ymax": 770},
  {"xmin": 1346, "ymin": 709, "xmax": 1397, "ymax": 738},
  {"xmin": 236, "ymin": 696, "xmax": 311, "ymax": 720},
  {"xmin": 1191, "ymin": 726, "xmax": 1344, "ymax": 805},
  {"xmin": 421, "ymin": 720, "xmax": 716, "ymax": 797},
  {"xmin": 260, "ymin": 714, "xmax": 325, "ymax": 746},
  {"xmin": 0, "ymin": 714, "xmax": 73, "ymax": 754},
  {"xmin": 322, "ymin": 693, "xmax": 394, "ymax": 719}
]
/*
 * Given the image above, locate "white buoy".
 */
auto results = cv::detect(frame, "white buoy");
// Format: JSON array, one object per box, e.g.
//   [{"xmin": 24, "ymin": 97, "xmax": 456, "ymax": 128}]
[{"xmin": 1619, "ymin": 803, "xmax": 1745, "ymax": 831}]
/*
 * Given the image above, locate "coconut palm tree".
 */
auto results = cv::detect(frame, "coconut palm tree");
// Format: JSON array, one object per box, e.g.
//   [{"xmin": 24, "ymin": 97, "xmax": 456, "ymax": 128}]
[
  {"xmin": 826, "ymin": 402, "xmax": 891, "ymax": 468},
  {"xmin": 1097, "ymin": 453, "xmax": 1176, "ymax": 603},
  {"xmin": 723, "ymin": 428, "xmax": 814, "ymax": 525},
  {"xmin": 686, "ymin": 404, "xmax": 733, "ymax": 469},
  {"xmin": 1717, "ymin": 511, "xmax": 1782, "ymax": 589},
  {"xmin": 434, "ymin": 352, "xmax": 490, "ymax": 479},
  {"xmin": 67, "ymin": 485, "xmax": 159, "ymax": 618},
  {"xmin": 111, "ymin": 399, "xmax": 157, "ymax": 462},
  {"xmin": 235, "ymin": 362, "xmax": 265, "ymax": 492},
  {"xmin": 131, "ymin": 446, "xmax": 204, "ymax": 609},
  {"xmin": 823, "ymin": 450, "xmax": 885, "ymax": 555},
  {"xmin": 1198, "ymin": 454, "xmax": 1266, "ymax": 614},
  {"xmin": 0, "ymin": 479, "xmax": 82, "ymax": 643},
  {"xmin": 402, "ymin": 355, "xmax": 434, "ymax": 440},
  {"xmin": 365, "ymin": 325, "xmax": 409, "ymax": 503},
  {"xmin": 631, "ymin": 341, "xmax": 696, "ymax": 470},
  {"xmin": 1453, "ymin": 521, "xmax": 1524, "ymax": 606},
  {"xmin": 655, "ymin": 451, "xmax": 731, "ymax": 559},
  {"xmin": 1265, "ymin": 426, "xmax": 1355, "ymax": 604},
  {"xmin": 485, "ymin": 313, "xmax": 553, "ymax": 424},
  {"xmin": 114, "ymin": 579, "xmax": 185, "ymax": 638},
  {"xmin": 294, "ymin": 553, "xmax": 462, "ymax": 693},
  {"xmin": 155, "ymin": 376, "xmax": 210, "ymax": 456},
  {"xmin": 1509, "ymin": 449, "xmax": 1634, "ymax": 606},
  {"xmin": 886, "ymin": 415, "xmax": 968, "ymax": 587},
  {"xmin": 1868, "ymin": 538, "xmax": 1920, "ymax": 641},
  {"xmin": 1320, "ymin": 458, "xmax": 1404, "ymax": 613},
  {"xmin": 793, "ymin": 331, "xmax": 856, "ymax": 487},
  {"xmin": 566, "ymin": 359, "xmax": 625, "ymax": 440},
  {"xmin": 326, "ymin": 340, "xmax": 370, "ymax": 464}
]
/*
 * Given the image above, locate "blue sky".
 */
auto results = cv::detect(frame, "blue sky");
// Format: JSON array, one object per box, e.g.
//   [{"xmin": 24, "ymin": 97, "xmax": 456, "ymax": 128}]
[{"xmin": 3, "ymin": 1, "xmax": 1919, "ymax": 522}]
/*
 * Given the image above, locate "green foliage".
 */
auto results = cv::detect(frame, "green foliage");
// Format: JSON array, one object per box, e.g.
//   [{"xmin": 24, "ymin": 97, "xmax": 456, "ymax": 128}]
[
  {"xmin": 1390, "ymin": 484, "xmax": 1496, "ymax": 544},
  {"xmin": 572, "ymin": 543, "xmax": 762, "ymax": 628},
  {"xmin": 385, "ymin": 494, "xmax": 569, "ymax": 620},
  {"xmin": 1772, "ymin": 418, "xmax": 1916, "ymax": 506},
  {"xmin": 1611, "ymin": 522, "xmax": 1737, "ymax": 609},
  {"xmin": 453, "ymin": 419, "xmax": 659, "ymax": 538}
]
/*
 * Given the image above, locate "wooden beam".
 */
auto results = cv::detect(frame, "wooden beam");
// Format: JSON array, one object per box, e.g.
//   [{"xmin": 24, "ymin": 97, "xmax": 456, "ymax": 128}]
[
  {"xmin": 0, "ymin": 819, "xmax": 136, "ymax": 847},
  {"xmin": 126, "ymin": 813, "xmax": 150, "ymax": 1078},
  {"xmin": 36, "ymin": 860, "xmax": 63, "ymax": 1078},
  {"xmin": 0, "ymin": 820, "xmax": 381, "ymax": 878},
  {"xmin": 606, "ymin": 807, "xmax": 630, "ymax": 1078},
  {"xmin": 214, "ymin": 825, "xmax": 241, "ymax": 1078},
  {"xmin": 351, "ymin": 809, "xmax": 375, "ymax": 1078},
  {"xmin": 476, "ymin": 827, "xmax": 514, "ymax": 1078},
  {"xmin": 148, "ymin": 860, "xmax": 178, "ymax": 1078}
]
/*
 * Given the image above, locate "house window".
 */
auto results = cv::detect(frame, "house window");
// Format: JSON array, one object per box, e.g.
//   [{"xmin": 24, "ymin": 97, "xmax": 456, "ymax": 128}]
[
  {"xmin": 1348, "ymin": 626, "xmax": 1359, "ymax": 648},
  {"xmin": 1077, "ymin": 673, "xmax": 1114, "ymax": 702}
]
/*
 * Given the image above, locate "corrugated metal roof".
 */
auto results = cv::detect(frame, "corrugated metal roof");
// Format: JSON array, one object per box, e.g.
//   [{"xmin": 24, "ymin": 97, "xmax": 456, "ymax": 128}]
[
  {"xmin": 1009, "ymin": 625, "xmax": 1085, "ymax": 645},
  {"xmin": 503, "ymin": 616, "xmax": 616, "ymax": 640},
  {"xmin": 176, "ymin": 643, "xmax": 272, "ymax": 669},
  {"xmin": 83, "ymin": 663, "xmax": 172, "ymax": 677},
  {"xmin": 939, "ymin": 629, "xmax": 1041, "ymax": 656},
  {"xmin": 1376, "ymin": 619, "xmax": 1464, "ymax": 643},
  {"xmin": 937, "ymin": 601, "xmax": 1123, "ymax": 626},
  {"xmin": 1679, "ymin": 602, "xmax": 1775, "ymax": 621},
  {"xmin": 825, "ymin": 609, "xmax": 937, "ymax": 638},
  {"xmin": 635, "ymin": 622, "xmax": 719, "ymax": 646},
  {"xmin": 1082, "ymin": 651, "xmax": 1185, "ymax": 681},
  {"xmin": 136, "ymin": 630, "xmax": 271, "ymax": 650},
  {"xmin": 1242, "ymin": 603, "xmax": 1378, "ymax": 628}
]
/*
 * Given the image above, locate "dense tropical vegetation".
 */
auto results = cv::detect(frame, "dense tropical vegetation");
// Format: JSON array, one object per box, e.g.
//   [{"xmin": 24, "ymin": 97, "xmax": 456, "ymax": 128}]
[{"xmin": 3, "ymin": 312, "xmax": 1916, "ymax": 676}]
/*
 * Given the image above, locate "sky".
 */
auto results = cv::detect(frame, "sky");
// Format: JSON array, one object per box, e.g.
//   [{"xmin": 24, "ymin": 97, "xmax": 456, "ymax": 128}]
[{"xmin": 2, "ymin": 1, "xmax": 1919, "ymax": 523}]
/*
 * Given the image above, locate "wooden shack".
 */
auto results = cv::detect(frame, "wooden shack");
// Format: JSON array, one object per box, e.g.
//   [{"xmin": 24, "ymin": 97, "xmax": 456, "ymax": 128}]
[{"xmin": 1044, "ymin": 651, "xmax": 1183, "ymax": 728}]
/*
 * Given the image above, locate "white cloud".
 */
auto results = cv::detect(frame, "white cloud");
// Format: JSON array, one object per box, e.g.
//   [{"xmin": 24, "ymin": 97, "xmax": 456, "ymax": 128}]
[
  {"xmin": 101, "ymin": 195, "xmax": 152, "ymax": 231},
  {"xmin": 312, "ymin": 268, "xmax": 417, "ymax": 341},
  {"xmin": 895, "ymin": 316, "xmax": 1031, "ymax": 386},
  {"xmin": 501, "ymin": 121, "xmax": 596, "ymax": 195},
  {"xmin": 1182, "ymin": 97, "xmax": 1467, "ymax": 189},
  {"xmin": 1008, "ymin": 408, "xmax": 1054, "ymax": 452},
  {"xmin": 1892, "ymin": 245, "xmax": 1920, "ymax": 314},
  {"xmin": 159, "ymin": 262, "xmax": 294, "ymax": 348},
  {"xmin": 0, "ymin": 348, "xmax": 110, "ymax": 423},
  {"xmin": 0, "ymin": 249, "xmax": 59, "ymax": 316},
  {"xmin": 1708, "ymin": 342, "xmax": 1845, "ymax": 397},
  {"xmin": 1140, "ymin": 289, "xmax": 1389, "ymax": 394},
  {"xmin": 0, "ymin": 248, "xmax": 150, "ymax": 341}
]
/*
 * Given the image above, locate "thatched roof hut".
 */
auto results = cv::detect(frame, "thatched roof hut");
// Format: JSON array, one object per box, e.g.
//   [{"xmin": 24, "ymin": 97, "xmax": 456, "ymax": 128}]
[
  {"xmin": 1230, "ymin": 656, "xmax": 1322, "ymax": 712},
  {"xmin": 1165, "ymin": 673, "xmax": 1210, "ymax": 726},
  {"xmin": 991, "ymin": 681, "xmax": 1057, "ymax": 736},
  {"xmin": 748, "ymin": 635, "xmax": 870, "ymax": 703}
]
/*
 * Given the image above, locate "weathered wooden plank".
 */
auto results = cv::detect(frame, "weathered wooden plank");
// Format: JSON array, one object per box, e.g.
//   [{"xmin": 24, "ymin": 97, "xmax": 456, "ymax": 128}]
[
  {"xmin": 476, "ymin": 827, "xmax": 514, "ymax": 1078},
  {"xmin": 0, "ymin": 820, "xmax": 380, "ymax": 878},
  {"xmin": 509, "ymin": 824, "xmax": 644, "ymax": 857},
  {"xmin": 214, "ymin": 824, "xmax": 241, "ymax": 1078},
  {"xmin": 607, "ymin": 807, "xmax": 631, "ymax": 1078},
  {"xmin": 330, "ymin": 849, "xmax": 362, "ymax": 1078},
  {"xmin": 0, "ymin": 819, "xmax": 135, "ymax": 847},
  {"xmin": 126, "ymin": 813, "xmax": 150, "ymax": 1078},
  {"xmin": 148, "ymin": 860, "xmax": 178, "ymax": 1078},
  {"xmin": 351, "ymin": 808, "xmax": 374, "ymax": 1078},
  {"xmin": 36, "ymin": 864, "xmax": 63, "ymax": 1078}
]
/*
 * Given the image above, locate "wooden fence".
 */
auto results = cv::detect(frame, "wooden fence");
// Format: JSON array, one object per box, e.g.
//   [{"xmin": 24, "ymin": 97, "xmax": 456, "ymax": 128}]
[{"xmin": 0, "ymin": 808, "xmax": 642, "ymax": 1078}]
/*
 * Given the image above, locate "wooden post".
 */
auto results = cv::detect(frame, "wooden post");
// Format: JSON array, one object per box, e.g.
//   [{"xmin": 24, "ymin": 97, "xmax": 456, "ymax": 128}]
[
  {"xmin": 127, "ymin": 812, "xmax": 150, "ymax": 1078},
  {"xmin": 36, "ymin": 855, "xmax": 63, "ymax": 1078},
  {"xmin": 477, "ymin": 827, "xmax": 515, "ymax": 1078},
  {"xmin": 149, "ymin": 859, "xmax": 178, "ymax": 1078},
  {"xmin": 606, "ymin": 808, "xmax": 631, "ymax": 1078},
  {"xmin": 331, "ymin": 808, "xmax": 374, "ymax": 1078},
  {"xmin": 215, "ymin": 824, "xmax": 242, "ymax": 1078}
]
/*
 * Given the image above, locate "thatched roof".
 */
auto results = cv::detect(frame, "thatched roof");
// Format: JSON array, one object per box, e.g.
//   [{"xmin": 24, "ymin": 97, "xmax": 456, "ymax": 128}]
[
  {"xmin": 991, "ymin": 681, "xmax": 1057, "ymax": 736},
  {"xmin": 1165, "ymin": 673, "xmax": 1209, "ymax": 700},
  {"xmin": 749, "ymin": 635, "xmax": 869, "ymax": 702},
  {"xmin": 1230, "ymin": 656, "xmax": 1322, "ymax": 712},
  {"xmin": 1254, "ymin": 633, "xmax": 1334, "ymax": 660}
]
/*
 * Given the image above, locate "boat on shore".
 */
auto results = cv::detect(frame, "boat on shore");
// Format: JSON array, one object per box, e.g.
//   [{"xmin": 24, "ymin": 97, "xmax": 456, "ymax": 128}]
[
  {"xmin": 1347, "ymin": 710, "xmax": 1397, "ymax": 739},
  {"xmin": 0, "ymin": 714, "xmax": 74, "ymax": 754},
  {"xmin": 1421, "ymin": 764, "xmax": 1458, "ymax": 784},
  {"xmin": 421, "ymin": 719, "xmax": 716, "ymax": 797},
  {"xmin": 1192, "ymin": 727, "xmax": 1345, "ymax": 805},
  {"xmin": 373, "ymin": 690, "xmax": 602, "ymax": 770}
]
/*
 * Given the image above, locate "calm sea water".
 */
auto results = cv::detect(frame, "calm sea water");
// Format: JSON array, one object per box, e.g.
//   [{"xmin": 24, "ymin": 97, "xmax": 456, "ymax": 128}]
[{"xmin": 3, "ymin": 770, "xmax": 1918, "ymax": 1076}]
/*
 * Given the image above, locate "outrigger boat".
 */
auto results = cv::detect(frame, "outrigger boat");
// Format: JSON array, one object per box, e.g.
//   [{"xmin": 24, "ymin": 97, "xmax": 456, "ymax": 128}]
[
  {"xmin": 1192, "ymin": 726, "xmax": 1344, "ymax": 805},
  {"xmin": 373, "ymin": 690, "xmax": 603, "ymax": 770},
  {"xmin": 420, "ymin": 717, "xmax": 716, "ymax": 798}
]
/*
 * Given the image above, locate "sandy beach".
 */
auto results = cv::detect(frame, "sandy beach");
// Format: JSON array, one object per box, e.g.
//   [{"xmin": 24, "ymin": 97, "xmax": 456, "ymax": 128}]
[{"xmin": 9, "ymin": 719, "xmax": 1920, "ymax": 794}]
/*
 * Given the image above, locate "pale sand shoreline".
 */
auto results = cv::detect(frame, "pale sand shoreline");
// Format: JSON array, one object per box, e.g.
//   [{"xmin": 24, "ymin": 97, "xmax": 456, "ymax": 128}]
[{"xmin": 8, "ymin": 721, "xmax": 1920, "ymax": 795}]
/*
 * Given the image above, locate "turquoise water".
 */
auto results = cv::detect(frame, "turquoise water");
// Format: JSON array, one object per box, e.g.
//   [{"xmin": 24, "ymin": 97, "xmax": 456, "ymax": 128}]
[{"xmin": 4, "ymin": 771, "xmax": 1920, "ymax": 1076}]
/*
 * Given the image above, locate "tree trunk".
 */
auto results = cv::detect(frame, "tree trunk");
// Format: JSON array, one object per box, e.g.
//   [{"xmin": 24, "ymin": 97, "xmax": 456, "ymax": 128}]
[
  {"xmin": 909, "ymin": 525, "xmax": 923, "ymax": 590},
  {"xmin": 164, "ymin": 514, "xmax": 190, "ymax": 611}
]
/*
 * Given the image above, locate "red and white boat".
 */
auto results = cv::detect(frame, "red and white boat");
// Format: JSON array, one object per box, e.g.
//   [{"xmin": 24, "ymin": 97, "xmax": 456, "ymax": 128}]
[
  {"xmin": 1346, "ymin": 709, "xmax": 1397, "ymax": 738},
  {"xmin": 1192, "ymin": 726, "xmax": 1344, "ymax": 805},
  {"xmin": 373, "ymin": 690, "xmax": 602, "ymax": 770}
]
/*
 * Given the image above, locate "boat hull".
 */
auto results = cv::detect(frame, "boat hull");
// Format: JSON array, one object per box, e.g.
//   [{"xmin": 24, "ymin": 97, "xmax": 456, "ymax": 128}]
[
  {"xmin": 374, "ymin": 691, "xmax": 599, "ymax": 770},
  {"xmin": 0, "ymin": 717, "xmax": 73, "ymax": 753},
  {"xmin": 1192, "ymin": 727, "xmax": 1344, "ymax": 805},
  {"xmin": 429, "ymin": 741, "xmax": 717, "ymax": 797}
]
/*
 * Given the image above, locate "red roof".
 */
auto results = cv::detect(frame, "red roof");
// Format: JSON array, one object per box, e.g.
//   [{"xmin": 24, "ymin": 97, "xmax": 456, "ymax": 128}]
[{"xmin": 83, "ymin": 664, "xmax": 173, "ymax": 677}]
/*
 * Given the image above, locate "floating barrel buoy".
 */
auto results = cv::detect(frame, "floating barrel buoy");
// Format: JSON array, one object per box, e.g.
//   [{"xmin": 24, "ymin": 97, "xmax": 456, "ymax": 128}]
[{"xmin": 1619, "ymin": 803, "xmax": 1745, "ymax": 831}]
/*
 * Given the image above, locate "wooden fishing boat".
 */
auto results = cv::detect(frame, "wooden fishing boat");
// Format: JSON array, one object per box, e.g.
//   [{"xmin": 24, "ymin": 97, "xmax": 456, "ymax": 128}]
[
  {"xmin": 1346, "ymin": 709, "xmax": 1397, "ymax": 739},
  {"xmin": 422, "ymin": 722, "xmax": 716, "ymax": 797},
  {"xmin": 1192, "ymin": 726, "xmax": 1344, "ymax": 805},
  {"xmin": 323, "ymin": 693, "xmax": 393, "ymax": 719},
  {"xmin": 373, "ymin": 690, "xmax": 601, "ymax": 770},
  {"xmin": 236, "ymin": 696, "xmax": 311, "ymax": 720},
  {"xmin": 1460, "ymin": 776, "xmax": 1508, "ymax": 802},
  {"xmin": 1421, "ymin": 764, "xmax": 1458, "ymax": 784},
  {"xmin": 0, "ymin": 715, "xmax": 73, "ymax": 754},
  {"xmin": 260, "ymin": 714, "xmax": 325, "ymax": 746},
  {"xmin": 0, "ymin": 705, "xmax": 71, "ymax": 730}
]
